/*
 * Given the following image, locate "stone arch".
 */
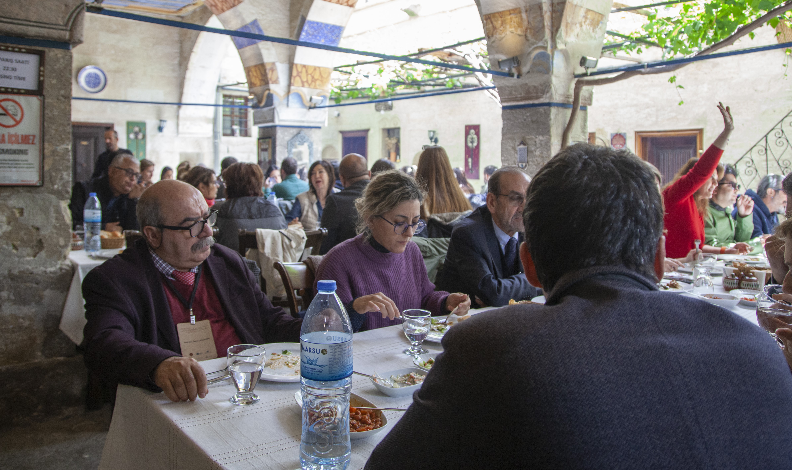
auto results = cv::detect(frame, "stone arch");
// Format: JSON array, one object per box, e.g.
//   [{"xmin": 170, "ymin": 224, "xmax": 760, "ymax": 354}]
[
  {"xmin": 202, "ymin": 0, "xmax": 359, "ymax": 112},
  {"xmin": 321, "ymin": 144, "xmax": 340, "ymax": 161}
]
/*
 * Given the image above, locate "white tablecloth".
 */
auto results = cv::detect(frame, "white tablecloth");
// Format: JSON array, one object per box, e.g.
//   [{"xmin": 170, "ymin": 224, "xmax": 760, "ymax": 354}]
[
  {"xmin": 99, "ymin": 324, "xmax": 446, "ymax": 470},
  {"xmin": 58, "ymin": 250, "xmax": 107, "ymax": 344}
]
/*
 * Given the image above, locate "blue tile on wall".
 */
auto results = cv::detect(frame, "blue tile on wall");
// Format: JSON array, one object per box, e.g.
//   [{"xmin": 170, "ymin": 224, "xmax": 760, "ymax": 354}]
[
  {"xmin": 232, "ymin": 20, "xmax": 265, "ymax": 50},
  {"xmin": 299, "ymin": 20, "xmax": 344, "ymax": 47}
]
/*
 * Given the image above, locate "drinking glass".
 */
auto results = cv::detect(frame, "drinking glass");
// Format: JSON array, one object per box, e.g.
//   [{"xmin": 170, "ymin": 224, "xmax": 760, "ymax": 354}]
[
  {"xmin": 227, "ymin": 344, "xmax": 266, "ymax": 405},
  {"xmin": 402, "ymin": 309, "xmax": 431, "ymax": 356},
  {"xmin": 693, "ymin": 253, "xmax": 717, "ymax": 294},
  {"xmin": 756, "ymin": 284, "xmax": 792, "ymax": 349}
]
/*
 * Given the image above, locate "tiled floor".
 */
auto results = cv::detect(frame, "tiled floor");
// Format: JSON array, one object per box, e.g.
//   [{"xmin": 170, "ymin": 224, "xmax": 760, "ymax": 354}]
[{"xmin": 0, "ymin": 407, "xmax": 112, "ymax": 470}]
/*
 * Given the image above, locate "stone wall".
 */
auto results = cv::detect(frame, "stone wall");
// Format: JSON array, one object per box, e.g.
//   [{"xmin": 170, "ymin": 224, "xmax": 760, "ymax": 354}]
[{"xmin": 0, "ymin": 0, "xmax": 85, "ymax": 427}]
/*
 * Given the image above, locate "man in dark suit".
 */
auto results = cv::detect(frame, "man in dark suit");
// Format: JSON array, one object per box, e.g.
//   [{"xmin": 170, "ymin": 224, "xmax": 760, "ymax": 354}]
[
  {"xmin": 367, "ymin": 144, "xmax": 792, "ymax": 469},
  {"xmin": 435, "ymin": 167, "xmax": 539, "ymax": 306},
  {"xmin": 70, "ymin": 151, "xmax": 143, "ymax": 232},
  {"xmin": 319, "ymin": 153, "xmax": 370, "ymax": 254},
  {"xmin": 82, "ymin": 180, "xmax": 301, "ymax": 402},
  {"xmin": 90, "ymin": 128, "xmax": 129, "ymax": 180}
]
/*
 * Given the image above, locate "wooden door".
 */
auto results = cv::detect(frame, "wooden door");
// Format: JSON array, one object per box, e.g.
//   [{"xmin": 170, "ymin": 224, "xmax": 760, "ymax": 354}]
[
  {"xmin": 636, "ymin": 130, "xmax": 702, "ymax": 186},
  {"xmin": 341, "ymin": 130, "xmax": 369, "ymax": 159},
  {"xmin": 72, "ymin": 123, "xmax": 111, "ymax": 184}
]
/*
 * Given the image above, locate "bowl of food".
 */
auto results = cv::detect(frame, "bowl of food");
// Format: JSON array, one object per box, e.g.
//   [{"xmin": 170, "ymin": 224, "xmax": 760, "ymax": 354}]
[
  {"xmin": 370, "ymin": 367, "xmax": 427, "ymax": 397},
  {"xmin": 294, "ymin": 391, "xmax": 387, "ymax": 440},
  {"xmin": 730, "ymin": 289, "xmax": 761, "ymax": 307},
  {"xmin": 412, "ymin": 353, "xmax": 438, "ymax": 372},
  {"xmin": 698, "ymin": 293, "xmax": 739, "ymax": 309}
]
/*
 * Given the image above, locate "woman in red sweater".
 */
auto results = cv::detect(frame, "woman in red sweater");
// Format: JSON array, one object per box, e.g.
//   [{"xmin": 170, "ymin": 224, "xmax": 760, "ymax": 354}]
[{"xmin": 663, "ymin": 103, "xmax": 733, "ymax": 259}]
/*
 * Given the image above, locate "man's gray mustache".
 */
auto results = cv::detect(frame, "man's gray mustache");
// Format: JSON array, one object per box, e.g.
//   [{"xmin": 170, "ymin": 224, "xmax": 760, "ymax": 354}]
[{"xmin": 192, "ymin": 236, "xmax": 215, "ymax": 252}]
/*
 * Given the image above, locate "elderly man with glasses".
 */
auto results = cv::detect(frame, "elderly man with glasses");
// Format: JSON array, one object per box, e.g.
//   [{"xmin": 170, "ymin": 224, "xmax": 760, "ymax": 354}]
[
  {"xmin": 704, "ymin": 163, "xmax": 754, "ymax": 254},
  {"xmin": 70, "ymin": 151, "xmax": 144, "ymax": 232},
  {"xmin": 739, "ymin": 173, "xmax": 788, "ymax": 239},
  {"xmin": 82, "ymin": 180, "xmax": 302, "ymax": 402},
  {"xmin": 436, "ymin": 167, "xmax": 541, "ymax": 307}
]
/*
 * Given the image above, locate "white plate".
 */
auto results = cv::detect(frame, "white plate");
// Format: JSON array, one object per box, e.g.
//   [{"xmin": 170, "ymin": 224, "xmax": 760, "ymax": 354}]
[
  {"xmin": 294, "ymin": 391, "xmax": 388, "ymax": 440},
  {"xmin": 426, "ymin": 318, "xmax": 448, "ymax": 343},
  {"xmin": 413, "ymin": 352, "xmax": 439, "ymax": 371},
  {"xmin": 731, "ymin": 289, "xmax": 761, "ymax": 307},
  {"xmin": 260, "ymin": 343, "xmax": 300, "ymax": 382},
  {"xmin": 370, "ymin": 367, "xmax": 426, "ymax": 397},
  {"xmin": 658, "ymin": 280, "xmax": 692, "ymax": 293},
  {"xmin": 718, "ymin": 255, "xmax": 768, "ymax": 265},
  {"xmin": 531, "ymin": 295, "xmax": 546, "ymax": 304}
]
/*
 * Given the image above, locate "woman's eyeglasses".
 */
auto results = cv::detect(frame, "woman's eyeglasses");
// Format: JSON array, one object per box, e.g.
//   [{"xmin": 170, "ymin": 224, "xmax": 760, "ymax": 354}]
[
  {"xmin": 718, "ymin": 181, "xmax": 740, "ymax": 190},
  {"xmin": 376, "ymin": 215, "xmax": 426, "ymax": 235}
]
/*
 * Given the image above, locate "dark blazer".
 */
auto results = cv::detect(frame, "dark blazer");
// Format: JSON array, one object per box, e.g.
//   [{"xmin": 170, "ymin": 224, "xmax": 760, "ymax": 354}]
[
  {"xmin": 69, "ymin": 175, "xmax": 139, "ymax": 231},
  {"xmin": 319, "ymin": 179, "xmax": 369, "ymax": 254},
  {"xmin": 737, "ymin": 189, "xmax": 779, "ymax": 238},
  {"xmin": 367, "ymin": 266, "xmax": 792, "ymax": 469},
  {"xmin": 435, "ymin": 205, "xmax": 539, "ymax": 306},
  {"xmin": 82, "ymin": 240, "xmax": 302, "ymax": 392}
]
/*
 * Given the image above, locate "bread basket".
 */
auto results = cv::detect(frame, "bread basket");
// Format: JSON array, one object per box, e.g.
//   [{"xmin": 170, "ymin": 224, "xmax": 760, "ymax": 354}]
[{"xmin": 101, "ymin": 237, "xmax": 125, "ymax": 249}]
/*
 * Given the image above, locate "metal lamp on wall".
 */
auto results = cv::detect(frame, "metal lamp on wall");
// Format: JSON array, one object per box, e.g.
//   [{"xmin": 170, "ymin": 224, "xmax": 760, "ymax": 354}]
[{"xmin": 517, "ymin": 140, "xmax": 528, "ymax": 169}]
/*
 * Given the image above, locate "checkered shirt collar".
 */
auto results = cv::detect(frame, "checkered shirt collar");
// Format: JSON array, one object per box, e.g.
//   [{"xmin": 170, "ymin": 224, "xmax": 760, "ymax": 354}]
[{"xmin": 148, "ymin": 247, "xmax": 200, "ymax": 280}]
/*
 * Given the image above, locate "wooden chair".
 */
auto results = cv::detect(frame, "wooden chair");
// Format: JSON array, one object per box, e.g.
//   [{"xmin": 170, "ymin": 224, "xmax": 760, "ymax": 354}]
[
  {"xmin": 274, "ymin": 261, "xmax": 317, "ymax": 317},
  {"xmin": 301, "ymin": 228, "xmax": 327, "ymax": 260},
  {"xmin": 237, "ymin": 229, "xmax": 258, "ymax": 258},
  {"xmin": 124, "ymin": 230, "xmax": 143, "ymax": 248}
]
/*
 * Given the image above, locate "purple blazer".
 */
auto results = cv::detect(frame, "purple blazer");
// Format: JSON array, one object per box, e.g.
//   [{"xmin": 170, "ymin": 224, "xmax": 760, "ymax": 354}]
[{"xmin": 82, "ymin": 240, "xmax": 301, "ymax": 392}]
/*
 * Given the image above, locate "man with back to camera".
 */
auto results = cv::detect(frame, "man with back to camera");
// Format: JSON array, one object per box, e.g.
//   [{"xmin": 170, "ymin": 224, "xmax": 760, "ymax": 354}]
[
  {"xmin": 435, "ymin": 167, "xmax": 540, "ymax": 306},
  {"xmin": 319, "ymin": 153, "xmax": 371, "ymax": 254},
  {"xmin": 272, "ymin": 157, "xmax": 309, "ymax": 201},
  {"xmin": 81, "ymin": 180, "xmax": 302, "ymax": 402},
  {"xmin": 91, "ymin": 128, "xmax": 129, "ymax": 180},
  {"xmin": 739, "ymin": 173, "xmax": 787, "ymax": 238},
  {"xmin": 70, "ymin": 151, "xmax": 143, "ymax": 232},
  {"xmin": 480, "ymin": 164, "xmax": 497, "ymax": 194},
  {"xmin": 366, "ymin": 144, "xmax": 792, "ymax": 469},
  {"xmin": 215, "ymin": 156, "xmax": 238, "ymax": 200}
]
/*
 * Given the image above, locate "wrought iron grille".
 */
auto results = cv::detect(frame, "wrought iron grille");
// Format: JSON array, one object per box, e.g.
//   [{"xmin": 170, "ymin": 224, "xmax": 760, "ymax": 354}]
[{"xmin": 732, "ymin": 109, "xmax": 792, "ymax": 190}]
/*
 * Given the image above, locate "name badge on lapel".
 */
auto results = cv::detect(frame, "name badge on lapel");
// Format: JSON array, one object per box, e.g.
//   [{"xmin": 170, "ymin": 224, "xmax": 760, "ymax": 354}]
[{"xmin": 176, "ymin": 320, "xmax": 218, "ymax": 360}]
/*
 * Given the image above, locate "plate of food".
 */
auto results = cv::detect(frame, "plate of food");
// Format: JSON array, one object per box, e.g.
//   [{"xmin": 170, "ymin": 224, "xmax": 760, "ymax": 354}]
[
  {"xmin": 369, "ymin": 367, "xmax": 427, "ymax": 397},
  {"xmin": 730, "ymin": 289, "xmax": 761, "ymax": 307},
  {"xmin": 413, "ymin": 352, "xmax": 439, "ymax": 372},
  {"xmin": 658, "ymin": 279, "xmax": 692, "ymax": 293},
  {"xmin": 426, "ymin": 314, "xmax": 470, "ymax": 343},
  {"xmin": 294, "ymin": 392, "xmax": 388, "ymax": 440},
  {"xmin": 260, "ymin": 343, "xmax": 300, "ymax": 382}
]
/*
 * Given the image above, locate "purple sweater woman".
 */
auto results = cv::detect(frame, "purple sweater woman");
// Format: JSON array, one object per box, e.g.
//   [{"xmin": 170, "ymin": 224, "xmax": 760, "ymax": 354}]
[{"xmin": 315, "ymin": 170, "xmax": 471, "ymax": 332}]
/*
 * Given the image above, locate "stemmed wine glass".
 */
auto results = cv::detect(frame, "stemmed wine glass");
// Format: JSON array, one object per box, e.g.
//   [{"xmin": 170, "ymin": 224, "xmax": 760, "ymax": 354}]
[
  {"xmin": 402, "ymin": 309, "xmax": 431, "ymax": 357},
  {"xmin": 756, "ymin": 284, "xmax": 792, "ymax": 349},
  {"xmin": 693, "ymin": 253, "xmax": 717, "ymax": 294},
  {"xmin": 227, "ymin": 344, "xmax": 266, "ymax": 405}
]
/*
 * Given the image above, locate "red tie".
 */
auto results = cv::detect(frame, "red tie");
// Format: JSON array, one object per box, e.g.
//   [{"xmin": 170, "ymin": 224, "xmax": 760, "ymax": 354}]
[{"xmin": 172, "ymin": 270, "xmax": 196, "ymax": 286}]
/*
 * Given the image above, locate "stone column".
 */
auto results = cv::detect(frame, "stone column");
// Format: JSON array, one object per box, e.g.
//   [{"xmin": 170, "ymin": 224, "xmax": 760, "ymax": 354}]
[
  {"xmin": 0, "ymin": 0, "xmax": 85, "ymax": 425},
  {"xmin": 476, "ymin": 0, "xmax": 610, "ymax": 174}
]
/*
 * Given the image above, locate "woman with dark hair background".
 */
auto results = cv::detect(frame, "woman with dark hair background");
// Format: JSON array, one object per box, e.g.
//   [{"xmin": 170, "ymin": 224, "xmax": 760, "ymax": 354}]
[
  {"xmin": 160, "ymin": 166, "xmax": 173, "ymax": 181},
  {"xmin": 454, "ymin": 167, "xmax": 485, "ymax": 208},
  {"xmin": 286, "ymin": 160, "xmax": 337, "ymax": 231},
  {"xmin": 371, "ymin": 158, "xmax": 396, "ymax": 175},
  {"xmin": 213, "ymin": 162, "xmax": 286, "ymax": 251},
  {"xmin": 415, "ymin": 146, "xmax": 472, "ymax": 219},
  {"xmin": 183, "ymin": 166, "xmax": 218, "ymax": 207}
]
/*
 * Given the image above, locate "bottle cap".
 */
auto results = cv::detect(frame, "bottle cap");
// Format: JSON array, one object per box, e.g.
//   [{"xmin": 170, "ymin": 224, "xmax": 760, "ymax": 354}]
[
  {"xmin": 89, "ymin": 192, "xmax": 97, "ymax": 197},
  {"xmin": 317, "ymin": 280, "xmax": 336, "ymax": 292}
]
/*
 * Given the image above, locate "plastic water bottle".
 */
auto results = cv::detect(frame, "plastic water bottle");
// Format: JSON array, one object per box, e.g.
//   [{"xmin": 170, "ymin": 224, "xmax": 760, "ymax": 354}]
[
  {"xmin": 300, "ymin": 280, "xmax": 353, "ymax": 470},
  {"xmin": 84, "ymin": 193, "xmax": 102, "ymax": 255}
]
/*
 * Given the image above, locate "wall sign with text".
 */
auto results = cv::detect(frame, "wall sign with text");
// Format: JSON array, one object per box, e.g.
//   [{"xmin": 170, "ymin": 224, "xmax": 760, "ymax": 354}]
[
  {"xmin": 0, "ymin": 46, "xmax": 44, "ymax": 95},
  {"xmin": 0, "ymin": 94, "xmax": 44, "ymax": 186}
]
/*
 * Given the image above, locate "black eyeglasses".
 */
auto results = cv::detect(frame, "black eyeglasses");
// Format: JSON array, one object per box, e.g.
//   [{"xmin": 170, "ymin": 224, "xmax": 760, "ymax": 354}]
[
  {"xmin": 112, "ymin": 166, "xmax": 142, "ymax": 180},
  {"xmin": 718, "ymin": 181, "xmax": 740, "ymax": 190},
  {"xmin": 376, "ymin": 215, "xmax": 426, "ymax": 235},
  {"xmin": 496, "ymin": 193, "xmax": 526, "ymax": 206},
  {"xmin": 156, "ymin": 211, "xmax": 218, "ymax": 238}
]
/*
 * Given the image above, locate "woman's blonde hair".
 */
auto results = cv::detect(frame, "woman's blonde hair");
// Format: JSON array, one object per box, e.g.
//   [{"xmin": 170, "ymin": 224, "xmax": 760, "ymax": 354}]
[
  {"xmin": 415, "ymin": 146, "xmax": 471, "ymax": 219},
  {"xmin": 355, "ymin": 170, "xmax": 426, "ymax": 237}
]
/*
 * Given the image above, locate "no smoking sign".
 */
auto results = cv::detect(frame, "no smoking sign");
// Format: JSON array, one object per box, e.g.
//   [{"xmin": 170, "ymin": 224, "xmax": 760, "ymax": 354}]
[{"xmin": 0, "ymin": 98, "xmax": 24, "ymax": 128}]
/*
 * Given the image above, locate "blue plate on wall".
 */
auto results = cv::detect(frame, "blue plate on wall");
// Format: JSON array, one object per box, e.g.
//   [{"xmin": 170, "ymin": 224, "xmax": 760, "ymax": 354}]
[{"xmin": 77, "ymin": 66, "xmax": 106, "ymax": 93}]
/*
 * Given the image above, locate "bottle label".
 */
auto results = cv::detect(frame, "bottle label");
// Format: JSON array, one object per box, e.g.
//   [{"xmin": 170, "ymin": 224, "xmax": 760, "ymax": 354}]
[
  {"xmin": 84, "ymin": 209, "xmax": 101, "ymax": 223},
  {"xmin": 300, "ymin": 331, "xmax": 352, "ymax": 381}
]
